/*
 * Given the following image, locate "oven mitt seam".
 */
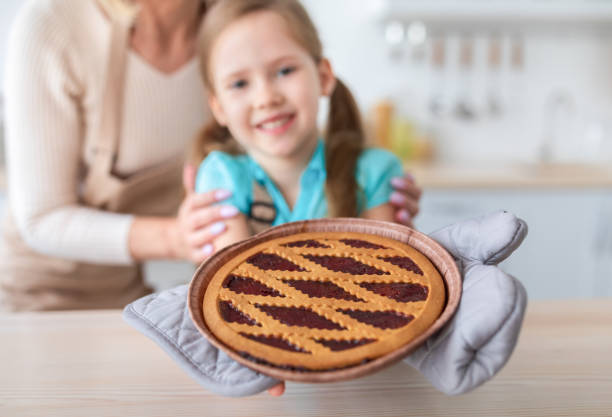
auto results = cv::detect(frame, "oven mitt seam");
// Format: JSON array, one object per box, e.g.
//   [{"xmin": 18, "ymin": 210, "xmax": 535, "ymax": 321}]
[
  {"xmin": 123, "ymin": 303, "xmax": 220, "ymax": 378},
  {"xmin": 485, "ymin": 217, "xmax": 528, "ymax": 265},
  {"xmin": 122, "ymin": 290, "xmax": 279, "ymax": 397}
]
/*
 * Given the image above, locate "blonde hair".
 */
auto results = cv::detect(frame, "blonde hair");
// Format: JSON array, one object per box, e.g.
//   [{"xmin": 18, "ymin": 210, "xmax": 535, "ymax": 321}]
[{"xmin": 193, "ymin": 0, "xmax": 365, "ymax": 217}]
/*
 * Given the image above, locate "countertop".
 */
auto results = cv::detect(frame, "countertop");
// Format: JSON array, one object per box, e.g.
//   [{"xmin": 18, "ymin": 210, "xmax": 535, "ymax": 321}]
[
  {"xmin": 1, "ymin": 299, "xmax": 611, "ymax": 417},
  {"xmin": 407, "ymin": 162, "xmax": 612, "ymax": 188},
  {"xmin": 1, "ymin": 162, "xmax": 612, "ymax": 192}
]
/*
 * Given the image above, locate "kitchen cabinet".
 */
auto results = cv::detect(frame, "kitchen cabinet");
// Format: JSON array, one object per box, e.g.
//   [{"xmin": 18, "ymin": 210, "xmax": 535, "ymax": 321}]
[
  {"xmin": 415, "ymin": 188, "xmax": 612, "ymax": 299},
  {"xmin": 143, "ymin": 260, "xmax": 195, "ymax": 291}
]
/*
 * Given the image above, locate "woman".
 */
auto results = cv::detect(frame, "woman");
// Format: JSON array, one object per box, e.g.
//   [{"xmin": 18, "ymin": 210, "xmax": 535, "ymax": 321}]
[{"xmin": 0, "ymin": 0, "xmax": 420, "ymax": 312}]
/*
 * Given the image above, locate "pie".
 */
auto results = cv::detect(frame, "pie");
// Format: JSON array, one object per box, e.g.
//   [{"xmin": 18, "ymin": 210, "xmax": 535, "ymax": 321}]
[{"xmin": 202, "ymin": 230, "xmax": 446, "ymax": 372}]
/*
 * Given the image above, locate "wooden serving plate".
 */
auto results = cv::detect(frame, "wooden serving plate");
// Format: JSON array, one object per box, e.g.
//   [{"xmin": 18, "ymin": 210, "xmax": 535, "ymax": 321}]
[{"xmin": 188, "ymin": 218, "xmax": 461, "ymax": 383}]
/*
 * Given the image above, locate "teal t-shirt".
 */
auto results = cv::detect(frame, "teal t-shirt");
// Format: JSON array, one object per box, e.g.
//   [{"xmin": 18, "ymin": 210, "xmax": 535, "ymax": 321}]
[{"xmin": 195, "ymin": 140, "xmax": 403, "ymax": 226}]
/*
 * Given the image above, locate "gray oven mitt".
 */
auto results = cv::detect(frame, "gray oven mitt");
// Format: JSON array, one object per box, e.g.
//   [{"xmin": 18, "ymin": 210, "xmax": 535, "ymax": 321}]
[
  {"xmin": 123, "ymin": 210, "xmax": 527, "ymax": 397},
  {"xmin": 403, "ymin": 210, "xmax": 528, "ymax": 395},
  {"xmin": 122, "ymin": 284, "xmax": 278, "ymax": 397}
]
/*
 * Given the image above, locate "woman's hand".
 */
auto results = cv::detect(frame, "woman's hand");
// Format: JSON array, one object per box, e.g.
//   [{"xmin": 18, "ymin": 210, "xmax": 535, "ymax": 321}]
[
  {"xmin": 171, "ymin": 164, "xmax": 239, "ymax": 263},
  {"xmin": 389, "ymin": 173, "xmax": 422, "ymax": 227},
  {"xmin": 267, "ymin": 382, "xmax": 285, "ymax": 396}
]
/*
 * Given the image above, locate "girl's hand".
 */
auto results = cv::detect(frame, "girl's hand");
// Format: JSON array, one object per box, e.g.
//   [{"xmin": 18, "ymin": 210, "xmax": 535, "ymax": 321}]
[
  {"xmin": 172, "ymin": 164, "xmax": 239, "ymax": 263},
  {"xmin": 267, "ymin": 382, "xmax": 285, "ymax": 396},
  {"xmin": 389, "ymin": 173, "xmax": 422, "ymax": 227}
]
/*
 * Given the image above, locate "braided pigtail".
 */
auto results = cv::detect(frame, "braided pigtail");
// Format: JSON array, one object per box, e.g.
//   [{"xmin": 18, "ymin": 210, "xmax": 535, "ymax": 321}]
[{"xmin": 324, "ymin": 78, "xmax": 365, "ymax": 218}]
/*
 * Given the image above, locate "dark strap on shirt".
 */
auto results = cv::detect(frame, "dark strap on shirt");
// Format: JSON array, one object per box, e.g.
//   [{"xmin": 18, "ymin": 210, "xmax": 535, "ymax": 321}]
[{"xmin": 247, "ymin": 181, "xmax": 276, "ymax": 235}]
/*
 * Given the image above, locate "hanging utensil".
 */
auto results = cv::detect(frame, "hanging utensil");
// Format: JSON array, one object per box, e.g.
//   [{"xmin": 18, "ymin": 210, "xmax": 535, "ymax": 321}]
[
  {"xmin": 487, "ymin": 35, "xmax": 503, "ymax": 117},
  {"xmin": 428, "ymin": 37, "xmax": 447, "ymax": 118},
  {"xmin": 454, "ymin": 36, "xmax": 476, "ymax": 121}
]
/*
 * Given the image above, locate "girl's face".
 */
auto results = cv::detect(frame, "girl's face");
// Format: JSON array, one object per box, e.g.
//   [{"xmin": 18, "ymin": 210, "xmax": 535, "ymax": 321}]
[{"xmin": 207, "ymin": 10, "xmax": 335, "ymax": 165}]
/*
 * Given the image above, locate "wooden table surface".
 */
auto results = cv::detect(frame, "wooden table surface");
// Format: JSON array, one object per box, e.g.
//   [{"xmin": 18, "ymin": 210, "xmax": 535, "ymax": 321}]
[{"xmin": 1, "ymin": 299, "xmax": 611, "ymax": 417}]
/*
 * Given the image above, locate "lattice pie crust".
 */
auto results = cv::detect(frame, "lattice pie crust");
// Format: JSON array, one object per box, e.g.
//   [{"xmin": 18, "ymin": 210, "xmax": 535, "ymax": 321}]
[{"xmin": 203, "ymin": 232, "xmax": 446, "ymax": 371}]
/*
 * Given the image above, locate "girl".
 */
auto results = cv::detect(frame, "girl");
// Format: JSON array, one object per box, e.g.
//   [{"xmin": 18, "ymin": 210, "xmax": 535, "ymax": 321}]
[{"xmin": 193, "ymin": 0, "xmax": 404, "ymax": 251}]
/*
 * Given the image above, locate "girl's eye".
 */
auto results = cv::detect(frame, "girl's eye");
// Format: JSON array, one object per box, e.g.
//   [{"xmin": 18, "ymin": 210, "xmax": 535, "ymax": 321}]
[
  {"xmin": 230, "ymin": 79, "xmax": 247, "ymax": 89},
  {"xmin": 277, "ymin": 66, "xmax": 296, "ymax": 77}
]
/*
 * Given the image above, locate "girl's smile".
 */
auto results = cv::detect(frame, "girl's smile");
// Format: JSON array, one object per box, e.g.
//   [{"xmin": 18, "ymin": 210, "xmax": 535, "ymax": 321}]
[
  {"xmin": 207, "ymin": 10, "xmax": 335, "ymax": 170},
  {"xmin": 254, "ymin": 112, "xmax": 296, "ymax": 136}
]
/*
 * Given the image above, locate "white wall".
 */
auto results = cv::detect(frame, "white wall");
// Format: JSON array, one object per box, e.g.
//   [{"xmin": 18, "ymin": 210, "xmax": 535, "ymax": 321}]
[
  {"xmin": 301, "ymin": 0, "xmax": 612, "ymax": 164},
  {"xmin": 2, "ymin": 1, "xmax": 612, "ymax": 164}
]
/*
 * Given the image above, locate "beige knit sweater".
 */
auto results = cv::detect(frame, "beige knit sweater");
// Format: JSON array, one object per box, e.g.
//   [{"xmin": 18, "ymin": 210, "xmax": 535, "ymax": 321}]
[{"xmin": 3, "ymin": 0, "xmax": 208, "ymax": 264}]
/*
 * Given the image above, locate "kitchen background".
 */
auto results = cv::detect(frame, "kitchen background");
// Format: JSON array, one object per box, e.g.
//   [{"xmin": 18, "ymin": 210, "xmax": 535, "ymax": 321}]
[{"xmin": 2, "ymin": 0, "xmax": 612, "ymax": 299}]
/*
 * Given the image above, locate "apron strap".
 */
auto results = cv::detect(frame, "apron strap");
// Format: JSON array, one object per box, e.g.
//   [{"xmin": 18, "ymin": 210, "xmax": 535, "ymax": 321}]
[
  {"xmin": 247, "ymin": 181, "xmax": 276, "ymax": 235},
  {"xmin": 82, "ymin": 9, "xmax": 135, "ymax": 207}
]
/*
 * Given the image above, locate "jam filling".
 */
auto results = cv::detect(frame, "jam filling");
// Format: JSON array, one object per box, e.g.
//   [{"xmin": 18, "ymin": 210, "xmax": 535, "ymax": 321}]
[
  {"xmin": 379, "ymin": 256, "xmax": 423, "ymax": 275},
  {"xmin": 337, "ymin": 309, "xmax": 414, "ymax": 329},
  {"xmin": 302, "ymin": 255, "xmax": 389, "ymax": 276},
  {"xmin": 283, "ymin": 279, "xmax": 363, "ymax": 301},
  {"xmin": 223, "ymin": 275, "xmax": 284, "ymax": 297},
  {"xmin": 219, "ymin": 300, "xmax": 259, "ymax": 326},
  {"xmin": 255, "ymin": 304, "xmax": 346, "ymax": 330},
  {"xmin": 247, "ymin": 253, "xmax": 306, "ymax": 272},
  {"xmin": 359, "ymin": 282, "xmax": 428, "ymax": 302},
  {"xmin": 340, "ymin": 239, "xmax": 387, "ymax": 249},
  {"xmin": 240, "ymin": 333, "xmax": 309, "ymax": 353},
  {"xmin": 283, "ymin": 240, "xmax": 330, "ymax": 248},
  {"xmin": 314, "ymin": 338, "xmax": 377, "ymax": 351}
]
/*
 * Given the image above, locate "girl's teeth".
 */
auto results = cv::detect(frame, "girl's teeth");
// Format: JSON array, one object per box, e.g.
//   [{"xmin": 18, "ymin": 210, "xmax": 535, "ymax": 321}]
[{"xmin": 260, "ymin": 117, "xmax": 290, "ymax": 130}]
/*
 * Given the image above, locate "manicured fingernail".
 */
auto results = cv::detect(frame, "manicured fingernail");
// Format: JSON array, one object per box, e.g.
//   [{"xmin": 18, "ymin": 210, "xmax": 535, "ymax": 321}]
[
  {"xmin": 398, "ymin": 209, "xmax": 411, "ymax": 223},
  {"xmin": 390, "ymin": 177, "xmax": 406, "ymax": 188},
  {"xmin": 390, "ymin": 192, "xmax": 406, "ymax": 205},
  {"xmin": 202, "ymin": 244, "xmax": 214, "ymax": 255},
  {"xmin": 215, "ymin": 189, "xmax": 232, "ymax": 200},
  {"xmin": 405, "ymin": 172, "xmax": 415, "ymax": 182},
  {"xmin": 209, "ymin": 221, "xmax": 226, "ymax": 235},
  {"xmin": 220, "ymin": 206, "xmax": 239, "ymax": 217}
]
